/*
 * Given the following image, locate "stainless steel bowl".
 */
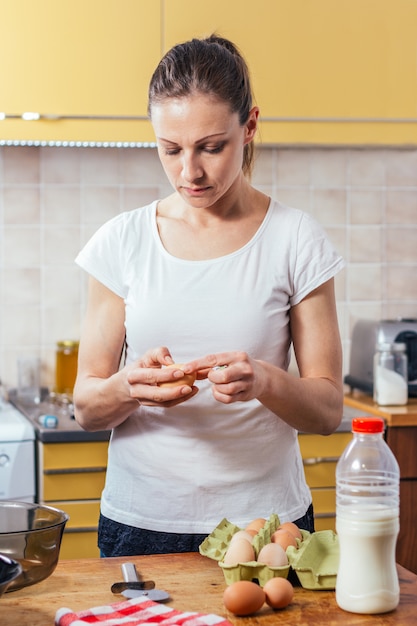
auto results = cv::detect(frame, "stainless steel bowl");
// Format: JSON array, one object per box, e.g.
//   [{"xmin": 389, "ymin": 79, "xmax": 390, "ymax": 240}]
[
  {"xmin": 0, "ymin": 554, "xmax": 22, "ymax": 597},
  {"xmin": 0, "ymin": 501, "xmax": 69, "ymax": 592}
]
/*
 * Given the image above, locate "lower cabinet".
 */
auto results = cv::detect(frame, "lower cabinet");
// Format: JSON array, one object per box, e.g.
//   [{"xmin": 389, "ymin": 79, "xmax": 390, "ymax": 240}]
[
  {"xmin": 384, "ymin": 426, "xmax": 417, "ymax": 574},
  {"xmin": 298, "ymin": 432, "xmax": 352, "ymax": 532},
  {"xmin": 37, "ymin": 440, "xmax": 108, "ymax": 559}
]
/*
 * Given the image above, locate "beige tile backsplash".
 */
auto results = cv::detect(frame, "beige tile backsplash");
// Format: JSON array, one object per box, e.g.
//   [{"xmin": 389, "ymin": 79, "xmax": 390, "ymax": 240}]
[{"xmin": 0, "ymin": 145, "xmax": 416, "ymax": 390}]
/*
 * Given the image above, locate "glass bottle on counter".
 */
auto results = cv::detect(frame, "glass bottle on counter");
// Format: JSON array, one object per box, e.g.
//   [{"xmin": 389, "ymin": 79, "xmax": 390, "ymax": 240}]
[
  {"xmin": 373, "ymin": 341, "xmax": 408, "ymax": 406},
  {"xmin": 55, "ymin": 340, "xmax": 79, "ymax": 395}
]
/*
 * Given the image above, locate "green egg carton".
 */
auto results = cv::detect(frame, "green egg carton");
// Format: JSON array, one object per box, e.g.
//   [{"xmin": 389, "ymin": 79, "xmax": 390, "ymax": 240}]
[
  {"xmin": 200, "ymin": 517, "xmax": 339, "ymax": 590},
  {"xmin": 286, "ymin": 529, "xmax": 339, "ymax": 590},
  {"xmin": 219, "ymin": 559, "xmax": 289, "ymax": 587},
  {"xmin": 199, "ymin": 514, "xmax": 280, "ymax": 561},
  {"xmin": 199, "ymin": 514, "xmax": 290, "ymax": 586},
  {"xmin": 198, "ymin": 518, "xmax": 241, "ymax": 561}
]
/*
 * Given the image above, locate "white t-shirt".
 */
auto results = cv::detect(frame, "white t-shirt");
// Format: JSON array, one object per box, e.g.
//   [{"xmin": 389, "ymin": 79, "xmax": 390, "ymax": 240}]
[{"xmin": 75, "ymin": 199, "xmax": 344, "ymax": 533}]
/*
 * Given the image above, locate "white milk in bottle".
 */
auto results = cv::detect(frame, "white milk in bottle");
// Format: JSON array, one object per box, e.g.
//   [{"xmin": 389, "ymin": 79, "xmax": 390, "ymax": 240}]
[{"xmin": 335, "ymin": 417, "xmax": 400, "ymax": 614}]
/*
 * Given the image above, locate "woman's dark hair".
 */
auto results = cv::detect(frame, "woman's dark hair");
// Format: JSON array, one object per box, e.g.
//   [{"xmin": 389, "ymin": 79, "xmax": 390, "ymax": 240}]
[{"xmin": 148, "ymin": 34, "xmax": 256, "ymax": 177}]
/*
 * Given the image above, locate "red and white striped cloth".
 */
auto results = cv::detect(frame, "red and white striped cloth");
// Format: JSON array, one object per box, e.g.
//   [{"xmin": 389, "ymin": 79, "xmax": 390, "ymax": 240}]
[{"xmin": 55, "ymin": 595, "xmax": 232, "ymax": 626}]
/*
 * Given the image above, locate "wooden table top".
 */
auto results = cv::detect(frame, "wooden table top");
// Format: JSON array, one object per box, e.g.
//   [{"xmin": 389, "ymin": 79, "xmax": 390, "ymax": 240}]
[{"xmin": 2, "ymin": 553, "xmax": 417, "ymax": 625}]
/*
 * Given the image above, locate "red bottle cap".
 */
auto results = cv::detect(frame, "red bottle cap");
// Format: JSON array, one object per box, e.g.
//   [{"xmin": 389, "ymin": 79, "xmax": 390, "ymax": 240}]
[{"xmin": 352, "ymin": 417, "xmax": 385, "ymax": 433}]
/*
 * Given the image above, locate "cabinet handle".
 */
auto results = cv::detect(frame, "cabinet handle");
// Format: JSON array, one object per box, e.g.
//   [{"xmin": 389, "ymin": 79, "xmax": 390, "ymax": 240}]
[
  {"xmin": 303, "ymin": 456, "xmax": 339, "ymax": 466},
  {"xmin": 44, "ymin": 466, "xmax": 107, "ymax": 475},
  {"xmin": 314, "ymin": 512, "xmax": 336, "ymax": 519}
]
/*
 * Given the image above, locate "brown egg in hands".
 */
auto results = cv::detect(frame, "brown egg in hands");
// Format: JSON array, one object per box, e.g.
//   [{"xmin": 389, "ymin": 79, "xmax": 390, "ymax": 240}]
[{"xmin": 158, "ymin": 364, "xmax": 196, "ymax": 388}]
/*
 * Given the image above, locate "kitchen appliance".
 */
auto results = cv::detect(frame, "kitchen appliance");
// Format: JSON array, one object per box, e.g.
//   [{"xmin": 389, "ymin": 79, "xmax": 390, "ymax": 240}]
[
  {"xmin": 0, "ymin": 399, "xmax": 36, "ymax": 502},
  {"xmin": 344, "ymin": 318, "xmax": 417, "ymax": 397}
]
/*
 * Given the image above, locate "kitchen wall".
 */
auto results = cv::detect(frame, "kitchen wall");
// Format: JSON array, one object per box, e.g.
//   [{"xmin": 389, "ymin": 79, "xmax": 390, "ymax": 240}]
[{"xmin": 0, "ymin": 145, "xmax": 416, "ymax": 389}]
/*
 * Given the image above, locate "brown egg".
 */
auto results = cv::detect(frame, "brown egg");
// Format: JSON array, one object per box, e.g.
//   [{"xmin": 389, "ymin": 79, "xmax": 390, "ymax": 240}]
[
  {"xmin": 223, "ymin": 538, "xmax": 255, "ymax": 565},
  {"xmin": 278, "ymin": 522, "xmax": 303, "ymax": 542},
  {"xmin": 271, "ymin": 529, "xmax": 298, "ymax": 550},
  {"xmin": 257, "ymin": 542, "xmax": 288, "ymax": 567},
  {"xmin": 245, "ymin": 517, "xmax": 267, "ymax": 533},
  {"xmin": 223, "ymin": 580, "xmax": 266, "ymax": 616},
  {"xmin": 245, "ymin": 528, "xmax": 258, "ymax": 538},
  {"xmin": 230, "ymin": 530, "xmax": 255, "ymax": 545},
  {"xmin": 158, "ymin": 364, "xmax": 196, "ymax": 388},
  {"xmin": 263, "ymin": 576, "xmax": 294, "ymax": 609}
]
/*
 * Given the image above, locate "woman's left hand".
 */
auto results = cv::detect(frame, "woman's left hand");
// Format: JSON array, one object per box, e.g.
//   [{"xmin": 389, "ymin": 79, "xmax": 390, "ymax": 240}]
[{"xmin": 183, "ymin": 351, "xmax": 265, "ymax": 404}]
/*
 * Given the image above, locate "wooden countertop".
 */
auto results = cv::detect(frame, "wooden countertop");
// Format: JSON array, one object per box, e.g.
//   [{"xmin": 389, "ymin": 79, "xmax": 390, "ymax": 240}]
[
  {"xmin": 344, "ymin": 391, "xmax": 417, "ymax": 427},
  {"xmin": 2, "ymin": 553, "xmax": 417, "ymax": 625}
]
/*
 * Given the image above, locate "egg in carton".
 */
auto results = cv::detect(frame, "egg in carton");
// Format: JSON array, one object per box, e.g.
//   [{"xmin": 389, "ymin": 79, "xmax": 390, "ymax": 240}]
[{"xmin": 199, "ymin": 514, "xmax": 291, "ymax": 587}]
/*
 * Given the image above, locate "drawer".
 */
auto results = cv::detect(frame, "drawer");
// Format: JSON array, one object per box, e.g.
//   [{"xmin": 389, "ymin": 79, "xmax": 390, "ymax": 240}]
[
  {"xmin": 299, "ymin": 432, "xmax": 352, "ymax": 488},
  {"xmin": 50, "ymin": 500, "xmax": 100, "ymax": 529},
  {"xmin": 311, "ymin": 488, "xmax": 336, "ymax": 531},
  {"xmin": 60, "ymin": 530, "xmax": 100, "ymax": 559},
  {"xmin": 41, "ymin": 441, "xmax": 108, "ymax": 470},
  {"xmin": 313, "ymin": 516, "xmax": 336, "ymax": 533},
  {"xmin": 310, "ymin": 488, "xmax": 336, "ymax": 515},
  {"xmin": 50, "ymin": 500, "xmax": 101, "ymax": 560},
  {"xmin": 303, "ymin": 462, "xmax": 338, "ymax": 488},
  {"xmin": 298, "ymin": 432, "xmax": 352, "ymax": 460},
  {"xmin": 43, "ymin": 471, "xmax": 106, "ymax": 501}
]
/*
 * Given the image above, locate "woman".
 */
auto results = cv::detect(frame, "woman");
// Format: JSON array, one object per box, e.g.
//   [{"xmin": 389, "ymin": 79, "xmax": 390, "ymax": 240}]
[{"xmin": 73, "ymin": 35, "xmax": 344, "ymax": 557}]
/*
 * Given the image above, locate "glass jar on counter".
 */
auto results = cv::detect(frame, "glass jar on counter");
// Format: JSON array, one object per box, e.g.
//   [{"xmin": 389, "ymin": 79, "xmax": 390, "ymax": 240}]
[
  {"xmin": 55, "ymin": 340, "xmax": 79, "ymax": 395},
  {"xmin": 373, "ymin": 341, "xmax": 408, "ymax": 406}
]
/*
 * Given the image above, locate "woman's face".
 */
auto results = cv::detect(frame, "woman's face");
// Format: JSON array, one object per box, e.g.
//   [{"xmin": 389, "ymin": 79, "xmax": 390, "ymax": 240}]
[{"xmin": 151, "ymin": 94, "xmax": 258, "ymax": 209}]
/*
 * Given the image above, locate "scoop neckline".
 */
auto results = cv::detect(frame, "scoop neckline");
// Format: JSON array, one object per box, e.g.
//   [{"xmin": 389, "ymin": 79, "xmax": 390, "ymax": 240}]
[{"xmin": 150, "ymin": 198, "xmax": 273, "ymax": 264}]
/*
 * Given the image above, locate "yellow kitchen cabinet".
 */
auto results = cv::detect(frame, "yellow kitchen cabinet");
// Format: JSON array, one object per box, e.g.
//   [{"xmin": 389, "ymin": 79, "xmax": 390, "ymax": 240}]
[
  {"xmin": 3, "ymin": 0, "xmax": 416, "ymax": 146},
  {"xmin": 0, "ymin": 0, "xmax": 160, "ymax": 144},
  {"xmin": 49, "ymin": 500, "xmax": 101, "ymax": 559},
  {"xmin": 163, "ymin": 0, "xmax": 417, "ymax": 145},
  {"xmin": 37, "ymin": 441, "xmax": 108, "ymax": 559},
  {"xmin": 298, "ymin": 431, "xmax": 352, "ymax": 532}
]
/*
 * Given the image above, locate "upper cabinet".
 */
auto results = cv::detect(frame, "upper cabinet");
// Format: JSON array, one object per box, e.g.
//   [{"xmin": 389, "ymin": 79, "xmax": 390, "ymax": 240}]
[
  {"xmin": 1, "ymin": 0, "xmax": 417, "ymax": 146},
  {"xmin": 0, "ymin": 0, "xmax": 161, "ymax": 144},
  {"xmin": 164, "ymin": 0, "xmax": 417, "ymax": 145}
]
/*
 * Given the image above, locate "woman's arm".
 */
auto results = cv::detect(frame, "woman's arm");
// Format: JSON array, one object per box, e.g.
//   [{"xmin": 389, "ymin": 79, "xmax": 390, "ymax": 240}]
[
  {"xmin": 184, "ymin": 278, "xmax": 344, "ymax": 435},
  {"xmin": 73, "ymin": 277, "xmax": 198, "ymax": 432},
  {"xmin": 257, "ymin": 277, "xmax": 344, "ymax": 434}
]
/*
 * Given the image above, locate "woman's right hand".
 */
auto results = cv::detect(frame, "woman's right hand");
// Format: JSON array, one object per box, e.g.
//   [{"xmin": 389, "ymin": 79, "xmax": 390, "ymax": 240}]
[
  {"xmin": 74, "ymin": 278, "xmax": 198, "ymax": 432},
  {"xmin": 126, "ymin": 347, "xmax": 199, "ymax": 407}
]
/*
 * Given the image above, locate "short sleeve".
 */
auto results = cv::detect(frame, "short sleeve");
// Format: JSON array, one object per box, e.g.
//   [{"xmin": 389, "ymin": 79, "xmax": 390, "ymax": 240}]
[{"xmin": 290, "ymin": 212, "xmax": 344, "ymax": 306}]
